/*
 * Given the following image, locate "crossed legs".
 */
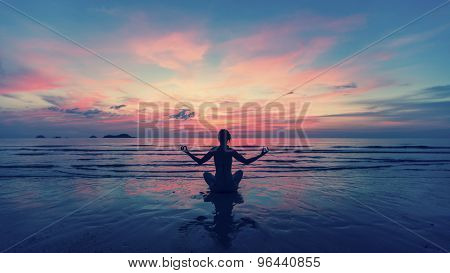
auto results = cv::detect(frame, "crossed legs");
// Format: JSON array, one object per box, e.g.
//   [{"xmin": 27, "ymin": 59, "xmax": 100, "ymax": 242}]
[{"xmin": 203, "ymin": 170, "xmax": 243, "ymax": 192}]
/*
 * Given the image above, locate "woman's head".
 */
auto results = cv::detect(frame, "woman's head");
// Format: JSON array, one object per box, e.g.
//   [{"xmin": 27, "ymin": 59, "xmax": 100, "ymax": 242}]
[{"xmin": 218, "ymin": 129, "xmax": 231, "ymax": 145}]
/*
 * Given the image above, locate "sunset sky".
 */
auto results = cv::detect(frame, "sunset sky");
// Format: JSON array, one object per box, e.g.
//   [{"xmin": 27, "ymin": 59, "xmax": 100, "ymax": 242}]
[{"xmin": 0, "ymin": 0, "xmax": 449, "ymax": 138}]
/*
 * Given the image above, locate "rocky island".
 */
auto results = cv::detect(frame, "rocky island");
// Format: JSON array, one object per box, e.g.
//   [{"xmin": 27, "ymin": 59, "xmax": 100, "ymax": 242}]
[{"xmin": 103, "ymin": 134, "xmax": 134, "ymax": 138}]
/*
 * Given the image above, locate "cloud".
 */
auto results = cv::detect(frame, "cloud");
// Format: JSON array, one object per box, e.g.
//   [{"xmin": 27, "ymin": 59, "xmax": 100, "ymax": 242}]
[
  {"xmin": 110, "ymin": 104, "xmax": 126, "ymax": 110},
  {"xmin": 0, "ymin": 63, "xmax": 62, "ymax": 94},
  {"xmin": 215, "ymin": 36, "xmax": 338, "ymax": 92},
  {"xmin": 319, "ymin": 84, "xmax": 450, "ymax": 126},
  {"xmin": 353, "ymin": 101, "xmax": 450, "ymax": 123},
  {"xmin": 198, "ymin": 13, "xmax": 366, "ymax": 99},
  {"xmin": 386, "ymin": 24, "xmax": 450, "ymax": 48},
  {"xmin": 7, "ymin": 5, "xmax": 444, "ymax": 138},
  {"xmin": 361, "ymin": 84, "xmax": 450, "ymax": 103},
  {"xmin": 0, "ymin": 93, "xmax": 19, "ymax": 99},
  {"xmin": 129, "ymin": 31, "xmax": 209, "ymax": 70},
  {"xmin": 333, "ymin": 82, "xmax": 357, "ymax": 89},
  {"xmin": 421, "ymin": 84, "xmax": 450, "ymax": 99},
  {"xmin": 40, "ymin": 95, "xmax": 67, "ymax": 107},
  {"xmin": 47, "ymin": 106, "xmax": 114, "ymax": 118}
]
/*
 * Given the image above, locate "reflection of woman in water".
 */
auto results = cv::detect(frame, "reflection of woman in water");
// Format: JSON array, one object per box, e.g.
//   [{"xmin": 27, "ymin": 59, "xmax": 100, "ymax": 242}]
[
  {"xmin": 178, "ymin": 192, "xmax": 257, "ymax": 249},
  {"xmin": 181, "ymin": 129, "xmax": 269, "ymax": 192},
  {"xmin": 203, "ymin": 192, "xmax": 256, "ymax": 248}
]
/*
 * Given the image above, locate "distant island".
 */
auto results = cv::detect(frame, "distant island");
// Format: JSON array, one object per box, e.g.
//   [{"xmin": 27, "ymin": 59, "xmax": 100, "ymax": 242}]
[
  {"xmin": 103, "ymin": 134, "xmax": 134, "ymax": 138},
  {"xmin": 35, "ymin": 135, "xmax": 45, "ymax": 138},
  {"xmin": 89, "ymin": 135, "xmax": 97, "ymax": 138}
]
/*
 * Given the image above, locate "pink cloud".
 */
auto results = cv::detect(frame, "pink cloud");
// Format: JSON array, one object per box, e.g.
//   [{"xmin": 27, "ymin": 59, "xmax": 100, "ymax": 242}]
[
  {"xmin": 0, "ymin": 36, "xmax": 136, "ymax": 111},
  {"xmin": 0, "ymin": 69, "xmax": 63, "ymax": 94},
  {"xmin": 198, "ymin": 14, "xmax": 365, "ymax": 97},
  {"xmin": 211, "ymin": 36, "xmax": 337, "ymax": 91},
  {"xmin": 221, "ymin": 13, "xmax": 365, "ymax": 53},
  {"xmin": 0, "ymin": 10, "xmax": 381, "ymax": 136},
  {"xmin": 129, "ymin": 31, "xmax": 209, "ymax": 70}
]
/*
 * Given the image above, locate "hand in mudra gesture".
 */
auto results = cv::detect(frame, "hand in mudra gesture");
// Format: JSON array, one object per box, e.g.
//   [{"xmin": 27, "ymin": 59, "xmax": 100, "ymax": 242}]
[
  {"xmin": 180, "ymin": 145, "xmax": 189, "ymax": 153},
  {"xmin": 260, "ymin": 147, "xmax": 269, "ymax": 156}
]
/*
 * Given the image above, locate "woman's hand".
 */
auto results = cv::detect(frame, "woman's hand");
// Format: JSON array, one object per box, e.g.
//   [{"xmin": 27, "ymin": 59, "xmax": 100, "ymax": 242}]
[
  {"xmin": 260, "ymin": 147, "xmax": 269, "ymax": 156},
  {"xmin": 180, "ymin": 145, "xmax": 189, "ymax": 153}
]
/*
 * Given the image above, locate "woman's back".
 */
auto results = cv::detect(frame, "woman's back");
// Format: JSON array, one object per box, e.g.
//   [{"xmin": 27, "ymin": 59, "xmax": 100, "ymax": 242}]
[{"xmin": 211, "ymin": 146, "xmax": 234, "ymax": 179}]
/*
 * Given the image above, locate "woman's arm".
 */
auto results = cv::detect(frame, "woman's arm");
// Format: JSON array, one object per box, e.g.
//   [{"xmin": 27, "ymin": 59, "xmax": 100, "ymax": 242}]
[
  {"xmin": 180, "ymin": 146, "xmax": 213, "ymax": 165},
  {"xmin": 232, "ymin": 147, "xmax": 269, "ymax": 165}
]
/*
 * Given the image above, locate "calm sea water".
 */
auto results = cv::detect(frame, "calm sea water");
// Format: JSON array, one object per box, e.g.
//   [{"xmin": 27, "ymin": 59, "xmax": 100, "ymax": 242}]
[{"xmin": 0, "ymin": 138, "xmax": 449, "ymax": 252}]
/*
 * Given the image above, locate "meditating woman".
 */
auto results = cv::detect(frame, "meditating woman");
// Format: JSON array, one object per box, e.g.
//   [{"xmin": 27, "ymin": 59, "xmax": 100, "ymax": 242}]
[{"xmin": 181, "ymin": 129, "xmax": 269, "ymax": 192}]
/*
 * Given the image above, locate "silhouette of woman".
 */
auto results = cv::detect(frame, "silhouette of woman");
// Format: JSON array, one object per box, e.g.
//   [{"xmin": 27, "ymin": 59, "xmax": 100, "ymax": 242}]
[
  {"xmin": 178, "ymin": 192, "xmax": 257, "ymax": 249},
  {"xmin": 181, "ymin": 129, "xmax": 269, "ymax": 192}
]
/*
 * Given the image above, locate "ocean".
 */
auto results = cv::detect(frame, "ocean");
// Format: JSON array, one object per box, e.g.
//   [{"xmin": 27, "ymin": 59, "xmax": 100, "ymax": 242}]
[{"xmin": 0, "ymin": 138, "xmax": 449, "ymax": 252}]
